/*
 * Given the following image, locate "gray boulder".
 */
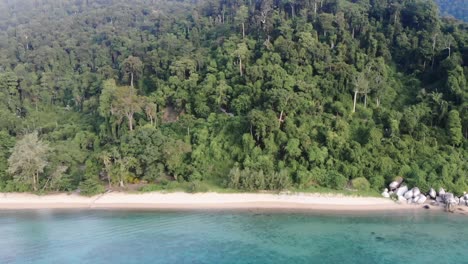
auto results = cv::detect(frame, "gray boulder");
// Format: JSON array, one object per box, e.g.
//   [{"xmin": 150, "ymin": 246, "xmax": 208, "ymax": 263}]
[
  {"xmin": 412, "ymin": 195, "xmax": 420, "ymax": 203},
  {"xmin": 417, "ymin": 194, "xmax": 427, "ymax": 204},
  {"xmin": 396, "ymin": 186, "xmax": 408, "ymax": 196},
  {"xmin": 412, "ymin": 187, "xmax": 421, "ymax": 197},
  {"xmin": 429, "ymin": 188, "xmax": 436, "ymax": 199},
  {"xmin": 404, "ymin": 190, "xmax": 414, "ymax": 199},
  {"xmin": 389, "ymin": 181, "xmax": 399, "ymax": 190},
  {"xmin": 443, "ymin": 193, "xmax": 456, "ymax": 204},
  {"xmin": 436, "ymin": 196, "xmax": 444, "ymax": 203},
  {"xmin": 439, "ymin": 188, "xmax": 446, "ymax": 196}
]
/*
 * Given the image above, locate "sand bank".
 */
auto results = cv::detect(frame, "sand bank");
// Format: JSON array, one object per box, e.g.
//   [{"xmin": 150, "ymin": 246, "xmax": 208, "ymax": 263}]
[{"xmin": 0, "ymin": 192, "xmax": 425, "ymax": 211}]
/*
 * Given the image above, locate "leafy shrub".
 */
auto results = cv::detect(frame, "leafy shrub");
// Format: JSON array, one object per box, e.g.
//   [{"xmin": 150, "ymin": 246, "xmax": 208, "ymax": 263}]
[
  {"xmin": 229, "ymin": 166, "xmax": 290, "ymax": 191},
  {"xmin": 351, "ymin": 177, "xmax": 371, "ymax": 191},
  {"xmin": 325, "ymin": 171, "xmax": 347, "ymax": 190},
  {"xmin": 78, "ymin": 178, "xmax": 105, "ymax": 196},
  {"xmin": 185, "ymin": 181, "xmax": 209, "ymax": 193},
  {"xmin": 139, "ymin": 184, "xmax": 166, "ymax": 192}
]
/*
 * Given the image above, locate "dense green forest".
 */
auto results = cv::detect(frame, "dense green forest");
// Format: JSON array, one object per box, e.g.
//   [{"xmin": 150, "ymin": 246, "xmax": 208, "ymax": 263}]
[
  {"xmin": 435, "ymin": 0, "xmax": 468, "ymax": 21},
  {"xmin": 0, "ymin": 0, "xmax": 467, "ymax": 195}
]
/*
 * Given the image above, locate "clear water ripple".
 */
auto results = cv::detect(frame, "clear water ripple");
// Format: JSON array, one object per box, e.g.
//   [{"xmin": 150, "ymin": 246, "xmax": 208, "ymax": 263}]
[{"xmin": 0, "ymin": 210, "xmax": 467, "ymax": 264}]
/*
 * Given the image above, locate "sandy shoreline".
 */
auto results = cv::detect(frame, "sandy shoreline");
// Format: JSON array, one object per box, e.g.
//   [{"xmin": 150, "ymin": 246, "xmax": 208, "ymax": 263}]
[{"xmin": 0, "ymin": 192, "xmax": 424, "ymax": 211}]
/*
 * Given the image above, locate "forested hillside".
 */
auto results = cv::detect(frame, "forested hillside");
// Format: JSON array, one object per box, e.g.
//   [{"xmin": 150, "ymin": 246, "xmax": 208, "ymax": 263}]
[
  {"xmin": 0, "ymin": 0, "xmax": 467, "ymax": 195},
  {"xmin": 435, "ymin": 0, "xmax": 468, "ymax": 21}
]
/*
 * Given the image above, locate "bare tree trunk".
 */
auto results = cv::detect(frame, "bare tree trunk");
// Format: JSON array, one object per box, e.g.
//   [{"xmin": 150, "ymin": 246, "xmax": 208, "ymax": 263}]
[
  {"xmin": 242, "ymin": 23, "xmax": 245, "ymax": 39},
  {"xmin": 239, "ymin": 57, "xmax": 243, "ymax": 76},
  {"xmin": 353, "ymin": 90, "xmax": 358, "ymax": 113},
  {"xmin": 314, "ymin": 2, "xmax": 317, "ymax": 15},
  {"xmin": 127, "ymin": 114, "xmax": 133, "ymax": 131},
  {"xmin": 130, "ymin": 72, "xmax": 134, "ymax": 88},
  {"xmin": 364, "ymin": 93, "xmax": 367, "ymax": 108},
  {"xmin": 278, "ymin": 110, "xmax": 284, "ymax": 127},
  {"xmin": 33, "ymin": 172, "xmax": 38, "ymax": 191},
  {"xmin": 290, "ymin": 3, "xmax": 295, "ymax": 18},
  {"xmin": 376, "ymin": 97, "xmax": 380, "ymax": 107}
]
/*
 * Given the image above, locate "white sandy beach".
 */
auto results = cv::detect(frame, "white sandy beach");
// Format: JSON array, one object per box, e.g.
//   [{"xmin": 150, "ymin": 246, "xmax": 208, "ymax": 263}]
[{"xmin": 0, "ymin": 192, "xmax": 424, "ymax": 211}]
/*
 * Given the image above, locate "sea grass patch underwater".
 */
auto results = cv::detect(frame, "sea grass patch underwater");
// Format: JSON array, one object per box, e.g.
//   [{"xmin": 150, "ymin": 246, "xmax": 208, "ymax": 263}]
[{"xmin": 0, "ymin": 210, "xmax": 467, "ymax": 264}]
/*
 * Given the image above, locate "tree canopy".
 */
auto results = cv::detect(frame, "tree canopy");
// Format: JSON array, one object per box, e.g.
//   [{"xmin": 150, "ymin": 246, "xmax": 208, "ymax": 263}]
[{"xmin": 0, "ymin": 0, "xmax": 466, "ymax": 195}]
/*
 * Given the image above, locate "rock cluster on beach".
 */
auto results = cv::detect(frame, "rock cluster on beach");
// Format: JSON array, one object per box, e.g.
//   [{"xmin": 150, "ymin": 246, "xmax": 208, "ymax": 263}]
[{"xmin": 381, "ymin": 179, "xmax": 468, "ymax": 210}]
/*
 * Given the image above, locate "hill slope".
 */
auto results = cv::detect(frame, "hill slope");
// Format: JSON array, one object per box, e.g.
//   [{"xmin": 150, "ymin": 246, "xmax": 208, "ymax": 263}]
[{"xmin": 0, "ymin": 0, "xmax": 467, "ymax": 195}]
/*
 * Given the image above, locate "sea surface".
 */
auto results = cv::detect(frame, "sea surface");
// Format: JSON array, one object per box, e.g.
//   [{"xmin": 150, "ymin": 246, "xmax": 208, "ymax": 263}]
[{"xmin": 0, "ymin": 209, "xmax": 467, "ymax": 264}]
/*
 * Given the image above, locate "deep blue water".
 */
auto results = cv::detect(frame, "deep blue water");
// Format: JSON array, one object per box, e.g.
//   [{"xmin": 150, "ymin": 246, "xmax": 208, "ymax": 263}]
[{"xmin": 0, "ymin": 209, "xmax": 467, "ymax": 264}]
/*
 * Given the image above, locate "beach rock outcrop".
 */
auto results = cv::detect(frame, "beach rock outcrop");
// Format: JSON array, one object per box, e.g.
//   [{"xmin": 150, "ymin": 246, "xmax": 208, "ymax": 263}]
[{"xmin": 380, "ymin": 184, "xmax": 464, "ymax": 210}]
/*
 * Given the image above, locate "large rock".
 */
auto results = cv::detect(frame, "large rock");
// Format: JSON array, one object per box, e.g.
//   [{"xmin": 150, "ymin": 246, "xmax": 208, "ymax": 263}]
[
  {"xmin": 439, "ymin": 188, "xmax": 446, "ymax": 196},
  {"xmin": 404, "ymin": 190, "xmax": 413, "ymax": 199},
  {"xmin": 396, "ymin": 186, "xmax": 408, "ymax": 196},
  {"xmin": 443, "ymin": 193, "xmax": 456, "ymax": 204},
  {"xmin": 460, "ymin": 195, "xmax": 468, "ymax": 206},
  {"xmin": 412, "ymin": 195, "xmax": 420, "ymax": 203},
  {"xmin": 389, "ymin": 177, "xmax": 404, "ymax": 190},
  {"xmin": 454, "ymin": 197, "xmax": 460, "ymax": 205},
  {"xmin": 412, "ymin": 187, "xmax": 421, "ymax": 197},
  {"xmin": 429, "ymin": 188, "xmax": 436, "ymax": 199},
  {"xmin": 389, "ymin": 181, "xmax": 399, "ymax": 190},
  {"xmin": 436, "ymin": 196, "xmax": 444, "ymax": 203},
  {"xmin": 417, "ymin": 194, "xmax": 427, "ymax": 204}
]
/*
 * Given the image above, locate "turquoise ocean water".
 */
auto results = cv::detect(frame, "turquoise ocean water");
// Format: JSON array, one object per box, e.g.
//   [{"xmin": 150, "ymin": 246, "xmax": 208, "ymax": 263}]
[{"xmin": 0, "ymin": 209, "xmax": 467, "ymax": 264}]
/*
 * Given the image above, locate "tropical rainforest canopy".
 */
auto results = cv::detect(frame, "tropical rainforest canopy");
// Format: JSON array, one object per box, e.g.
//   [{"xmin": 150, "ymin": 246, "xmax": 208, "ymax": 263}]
[{"xmin": 0, "ymin": 0, "xmax": 467, "ymax": 195}]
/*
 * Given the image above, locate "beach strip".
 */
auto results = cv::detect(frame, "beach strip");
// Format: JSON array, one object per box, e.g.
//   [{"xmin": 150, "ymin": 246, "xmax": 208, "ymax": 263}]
[{"xmin": 0, "ymin": 192, "xmax": 422, "ymax": 211}]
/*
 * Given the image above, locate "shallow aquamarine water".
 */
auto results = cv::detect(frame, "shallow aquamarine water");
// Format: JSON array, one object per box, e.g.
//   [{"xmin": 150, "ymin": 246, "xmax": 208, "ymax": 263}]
[{"xmin": 0, "ymin": 209, "xmax": 467, "ymax": 264}]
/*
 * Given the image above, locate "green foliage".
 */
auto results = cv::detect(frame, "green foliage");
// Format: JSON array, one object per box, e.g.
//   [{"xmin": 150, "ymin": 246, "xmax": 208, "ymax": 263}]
[
  {"xmin": 0, "ymin": 0, "xmax": 466, "ymax": 196},
  {"xmin": 351, "ymin": 177, "xmax": 371, "ymax": 191},
  {"xmin": 7, "ymin": 132, "xmax": 51, "ymax": 191},
  {"xmin": 79, "ymin": 178, "xmax": 105, "ymax": 196},
  {"xmin": 447, "ymin": 110, "xmax": 463, "ymax": 146},
  {"xmin": 186, "ymin": 181, "xmax": 209, "ymax": 193}
]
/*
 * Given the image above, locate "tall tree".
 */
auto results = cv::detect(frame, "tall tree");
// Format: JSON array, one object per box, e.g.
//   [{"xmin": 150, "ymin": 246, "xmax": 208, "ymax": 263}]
[
  {"xmin": 122, "ymin": 56, "xmax": 143, "ymax": 88},
  {"xmin": 235, "ymin": 5, "xmax": 249, "ymax": 39},
  {"xmin": 352, "ymin": 72, "xmax": 368, "ymax": 113},
  {"xmin": 111, "ymin": 85, "xmax": 144, "ymax": 131},
  {"xmin": 7, "ymin": 132, "xmax": 51, "ymax": 191}
]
